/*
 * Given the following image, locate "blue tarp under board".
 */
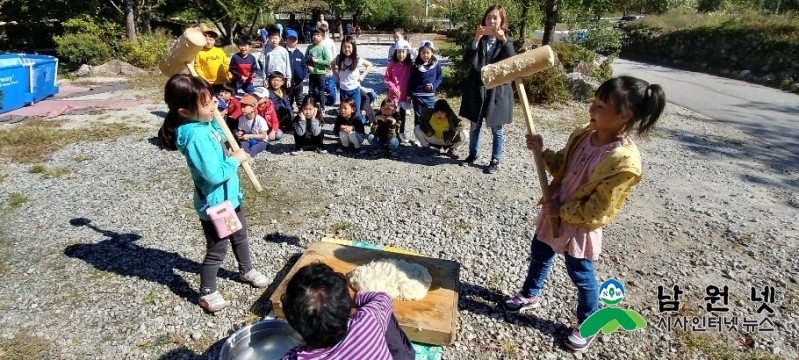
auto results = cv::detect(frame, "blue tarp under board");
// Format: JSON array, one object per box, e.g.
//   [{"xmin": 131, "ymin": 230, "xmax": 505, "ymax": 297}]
[{"xmin": 0, "ymin": 54, "xmax": 60, "ymax": 114}]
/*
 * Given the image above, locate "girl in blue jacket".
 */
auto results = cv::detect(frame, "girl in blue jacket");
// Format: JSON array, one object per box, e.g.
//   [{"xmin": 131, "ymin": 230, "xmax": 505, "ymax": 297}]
[
  {"xmin": 159, "ymin": 74, "xmax": 269, "ymax": 313},
  {"xmin": 407, "ymin": 40, "xmax": 443, "ymax": 140}
]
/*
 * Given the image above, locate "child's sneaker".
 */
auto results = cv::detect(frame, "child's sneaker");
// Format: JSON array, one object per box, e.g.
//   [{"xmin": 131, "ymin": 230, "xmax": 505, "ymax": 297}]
[
  {"xmin": 566, "ymin": 326, "xmax": 596, "ymax": 351},
  {"xmin": 240, "ymin": 269, "xmax": 268, "ymax": 288},
  {"xmin": 199, "ymin": 291, "xmax": 229, "ymax": 313},
  {"xmin": 502, "ymin": 292, "xmax": 540, "ymax": 313},
  {"xmin": 315, "ymin": 147, "xmax": 328, "ymax": 154}
]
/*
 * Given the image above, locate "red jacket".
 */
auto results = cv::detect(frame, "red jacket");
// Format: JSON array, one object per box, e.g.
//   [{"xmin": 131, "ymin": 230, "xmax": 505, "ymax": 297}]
[
  {"xmin": 226, "ymin": 97, "xmax": 242, "ymax": 120},
  {"xmin": 256, "ymin": 99, "xmax": 279, "ymax": 132}
]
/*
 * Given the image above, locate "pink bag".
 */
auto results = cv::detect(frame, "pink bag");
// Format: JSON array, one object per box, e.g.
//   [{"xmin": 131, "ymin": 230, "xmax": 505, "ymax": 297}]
[{"xmin": 205, "ymin": 200, "xmax": 243, "ymax": 238}]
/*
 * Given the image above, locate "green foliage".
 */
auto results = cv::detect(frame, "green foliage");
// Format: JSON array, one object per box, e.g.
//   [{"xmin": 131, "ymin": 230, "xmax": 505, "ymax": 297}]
[
  {"xmin": 697, "ymin": 0, "xmax": 727, "ymax": 12},
  {"xmin": 118, "ymin": 31, "xmax": 173, "ymax": 68},
  {"xmin": 552, "ymin": 43, "xmax": 615, "ymax": 82},
  {"xmin": 61, "ymin": 16, "xmax": 126, "ymax": 54},
  {"xmin": 361, "ymin": 0, "xmax": 416, "ymax": 31},
  {"xmin": 54, "ymin": 33, "xmax": 112, "ymax": 65},
  {"xmin": 521, "ymin": 67, "xmax": 572, "ymax": 105}
]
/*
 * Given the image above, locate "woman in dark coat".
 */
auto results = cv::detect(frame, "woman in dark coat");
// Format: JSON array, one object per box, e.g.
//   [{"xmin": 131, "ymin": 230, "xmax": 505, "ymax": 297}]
[{"xmin": 458, "ymin": 5, "xmax": 516, "ymax": 174}]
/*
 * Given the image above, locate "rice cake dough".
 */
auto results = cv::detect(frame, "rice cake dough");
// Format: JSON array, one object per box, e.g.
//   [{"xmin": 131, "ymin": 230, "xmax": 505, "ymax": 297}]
[{"xmin": 348, "ymin": 259, "xmax": 433, "ymax": 301}]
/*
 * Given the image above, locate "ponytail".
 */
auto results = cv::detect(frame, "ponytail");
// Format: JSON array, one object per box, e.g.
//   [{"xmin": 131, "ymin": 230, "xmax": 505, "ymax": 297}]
[
  {"xmin": 159, "ymin": 109, "xmax": 182, "ymax": 151},
  {"xmin": 636, "ymin": 84, "xmax": 665, "ymax": 138}
]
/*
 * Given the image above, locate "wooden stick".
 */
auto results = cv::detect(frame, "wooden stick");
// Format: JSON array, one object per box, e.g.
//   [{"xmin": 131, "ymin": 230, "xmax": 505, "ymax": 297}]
[
  {"xmin": 185, "ymin": 64, "xmax": 264, "ymax": 192},
  {"xmin": 514, "ymin": 79, "xmax": 560, "ymax": 238}
]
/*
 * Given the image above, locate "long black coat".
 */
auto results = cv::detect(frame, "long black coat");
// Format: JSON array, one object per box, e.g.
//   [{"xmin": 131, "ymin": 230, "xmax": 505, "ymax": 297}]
[{"xmin": 458, "ymin": 37, "xmax": 516, "ymax": 127}]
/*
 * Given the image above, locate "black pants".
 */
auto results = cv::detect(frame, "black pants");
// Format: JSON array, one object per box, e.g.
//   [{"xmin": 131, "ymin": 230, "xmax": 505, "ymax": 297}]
[
  {"xmin": 288, "ymin": 81, "xmax": 305, "ymax": 111},
  {"xmin": 199, "ymin": 205, "xmax": 252, "ymax": 294},
  {"xmin": 308, "ymin": 74, "xmax": 326, "ymax": 110},
  {"xmin": 385, "ymin": 313, "xmax": 414, "ymax": 360},
  {"xmin": 397, "ymin": 108, "xmax": 407, "ymax": 134}
]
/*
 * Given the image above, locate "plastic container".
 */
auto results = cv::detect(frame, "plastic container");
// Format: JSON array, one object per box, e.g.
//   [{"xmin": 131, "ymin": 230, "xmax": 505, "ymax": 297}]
[{"xmin": 0, "ymin": 54, "xmax": 60, "ymax": 114}]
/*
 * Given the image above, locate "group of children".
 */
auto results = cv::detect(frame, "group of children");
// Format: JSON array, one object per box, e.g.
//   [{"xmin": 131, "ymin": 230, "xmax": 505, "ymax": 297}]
[{"xmin": 164, "ymin": 5, "xmax": 669, "ymax": 357}]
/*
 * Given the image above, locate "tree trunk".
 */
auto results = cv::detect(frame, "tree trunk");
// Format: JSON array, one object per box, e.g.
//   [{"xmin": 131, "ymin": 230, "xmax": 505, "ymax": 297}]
[
  {"xmin": 353, "ymin": 10, "xmax": 362, "ymax": 27},
  {"xmin": 519, "ymin": 0, "xmax": 531, "ymax": 42},
  {"xmin": 541, "ymin": 0, "xmax": 559, "ymax": 46},
  {"xmin": 224, "ymin": 20, "xmax": 237, "ymax": 45},
  {"xmin": 124, "ymin": 0, "xmax": 137, "ymax": 43},
  {"xmin": 142, "ymin": 0, "xmax": 152, "ymax": 34}
]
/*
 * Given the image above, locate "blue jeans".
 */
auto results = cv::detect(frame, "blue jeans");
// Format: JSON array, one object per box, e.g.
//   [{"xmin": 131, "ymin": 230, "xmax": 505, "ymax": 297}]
[
  {"xmin": 411, "ymin": 96, "xmax": 435, "ymax": 127},
  {"xmin": 468, "ymin": 119, "xmax": 504, "ymax": 163},
  {"xmin": 368, "ymin": 134, "xmax": 399, "ymax": 151},
  {"xmin": 340, "ymin": 87, "xmax": 365, "ymax": 124},
  {"xmin": 233, "ymin": 80, "xmax": 255, "ymax": 95},
  {"xmin": 520, "ymin": 235, "xmax": 599, "ymax": 325}
]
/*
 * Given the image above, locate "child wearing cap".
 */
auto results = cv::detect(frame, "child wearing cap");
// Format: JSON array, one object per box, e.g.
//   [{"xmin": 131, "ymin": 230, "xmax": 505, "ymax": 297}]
[
  {"xmin": 194, "ymin": 27, "xmax": 230, "ymax": 94},
  {"xmin": 267, "ymin": 71, "xmax": 293, "ymax": 131},
  {"xmin": 229, "ymin": 36, "xmax": 260, "ymax": 94},
  {"xmin": 252, "ymin": 87, "xmax": 284, "ymax": 141},
  {"xmin": 236, "ymin": 95, "xmax": 270, "ymax": 159},
  {"xmin": 259, "ymin": 24, "xmax": 292, "ymax": 88},
  {"xmin": 283, "ymin": 29, "xmax": 307, "ymax": 112}
]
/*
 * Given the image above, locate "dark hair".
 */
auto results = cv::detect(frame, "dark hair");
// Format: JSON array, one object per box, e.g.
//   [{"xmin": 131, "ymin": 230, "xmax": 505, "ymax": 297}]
[
  {"xmin": 319, "ymin": 23, "xmax": 329, "ymax": 32},
  {"xmin": 160, "ymin": 74, "xmax": 214, "ymax": 151},
  {"xmin": 311, "ymin": 28, "xmax": 322, "ymax": 36},
  {"xmin": 594, "ymin": 76, "xmax": 666, "ymax": 138},
  {"xmin": 281, "ymin": 263, "xmax": 352, "ymax": 349},
  {"xmin": 339, "ymin": 97, "xmax": 357, "ymax": 114},
  {"xmin": 393, "ymin": 28, "xmax": 407, "ymax": 40},
  {"xmin": 414, "ymin": 45, "xmax": 437, "ymax": 66},
  {"xmin": 432, "ymin": 99, "xmax": 452, "ymax": 113},
  {"xmin": 392, "ymin": 46, "xmax": 413, "ymax": 65},
  {"xmin": 380, "ymin": 98, "xmax": 397, "ymax": 109},
  {"xmin": 237, "ymin": 36, "xmax": 252, "ymax": 46},
  {"xmin": 267, "ymin": 24, "xmax": 281, "ymax": 37},
  {"xmin": 300, "ymin": 96, "xmax": 324, "ymax": 122},
  {"xmin": 219, "ymin": 83, "xmax": 236, "ymax": 95},
  {"xmin": 337, "ymin": 36, "xmax": 358, "ymax": 71},
  {"xmin": 481, "ymin": 5, "xmax": 509, "ymax": 30}
]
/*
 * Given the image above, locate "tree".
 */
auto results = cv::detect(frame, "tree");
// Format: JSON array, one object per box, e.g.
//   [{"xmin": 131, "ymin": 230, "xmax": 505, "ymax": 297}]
[
  {"xmin": 541, "ymin": 0, "xmax": 559, "ymax": 46},
  {"xmin": 124, "ymin": 0, "xmax": 137, "ymax": 42},
  {"xmin": 158, "ymin": 0, "xmax": 264, "ymax": 44}
]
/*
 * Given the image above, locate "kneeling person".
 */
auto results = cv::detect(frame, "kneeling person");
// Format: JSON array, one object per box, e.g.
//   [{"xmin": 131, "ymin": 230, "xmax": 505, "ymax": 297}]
[{"xmin": 414, "ymin": 99, "xmax": 468, "ymax": 159}]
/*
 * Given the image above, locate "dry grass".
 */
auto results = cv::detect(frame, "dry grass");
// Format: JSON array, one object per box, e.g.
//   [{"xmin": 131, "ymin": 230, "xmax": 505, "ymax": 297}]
[
  {"xmin": 238, "ymin": 174, "xmax": 326, "ymax": 228},
  {"xmin": 129, "ymin": 72, "xmax": 168, "ymax": 102},
  {"xmin": 0, "ymin": 326, "xmax": 59, "ymax": 359},
  {"xmin": 639, "ymin": 10, "xmax": 799, "ymax": 42},
  {"xmin": 0, "ymin": 119, "xmax": 144, "ymax": 163},
  {"xmin": 5, "ymin": 193, "xmax": 28, "ymax": 213}
]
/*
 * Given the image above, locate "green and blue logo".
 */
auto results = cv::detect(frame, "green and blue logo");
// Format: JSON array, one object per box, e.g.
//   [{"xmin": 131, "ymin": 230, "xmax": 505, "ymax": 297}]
[{"xmin": 579, "ymin": 279, "xmax": 647, "ymax": 338}]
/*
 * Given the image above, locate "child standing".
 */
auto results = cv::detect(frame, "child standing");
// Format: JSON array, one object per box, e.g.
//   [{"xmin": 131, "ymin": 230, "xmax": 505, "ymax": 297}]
[
  {"xmin": 281, "ymin": 263, "xmax": 414, "ymax": 360},
  {"xmin": 236, "ymin": 95, "xmax": 270, "ymax": 159},
  {"xmin": 159, "ymin": 74, "xmax": 268, "ymax": 312},
  {"xmin": 251, "ymin": 87, "xmax": 284, "ymax": 141},
  {"xmin": 383, "ymin": 39, "xmax": 413, "ymax": 144},
  {"xmin": 333, "ymin": 36, "xmax": 374, "ymax": 125},
  {"xmin": 333, "ymin": 98, "xmax": 366, "ymax": 154},
  {"xmin": 259, "ymin": 25, "xmax": 292, "ymax": 88},
  {"xmin": 503, "ymin": 76, "xmax": 666, "ymax": 352},
  {"xmin": 266, "ymin": 71, "xmax": 293, "ymax": 131},
  {"xmin": 292, "ymin": 96, "xmax": 326, "ymax": 154},
  {"xmin": 459, "ymin": 5, "xmax": 516, "ymax": 174},
  {"xmin": 368, "ymin": 99, "xmax": 401, "ymax": 159},
  {"xmin": 305, "ymin": 29, "xmax": 332, "ymax": 112},
  {"xmin": 407, "ymin": 40, "xmax": 443, "ymax": 140},
  {"xmin": 283, "ymin": 29, "xmax": 307, "ymax": 111},
  {"xmin": 228, "ymin": 36, "xmax": 260, "ymax": 94},
  {"xmin": 193, "ymin": 27, "xmax": 230, "ymax": 94}
]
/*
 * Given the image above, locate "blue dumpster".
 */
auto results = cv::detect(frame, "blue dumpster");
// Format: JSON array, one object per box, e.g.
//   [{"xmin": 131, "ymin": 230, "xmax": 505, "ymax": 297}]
[{"xmin": 0, "ymin": 54, "xmax": 60, "ymax": 114}]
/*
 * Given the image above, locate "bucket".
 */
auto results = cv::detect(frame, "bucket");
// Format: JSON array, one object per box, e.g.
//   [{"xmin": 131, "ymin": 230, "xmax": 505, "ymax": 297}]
[
  {"xmin": 218, "ymin": 319, "xmax": 303, "ymax": 360},
  {"xmin": 0, "ymin": 54, "xmax": 60, "ymax": 114}
]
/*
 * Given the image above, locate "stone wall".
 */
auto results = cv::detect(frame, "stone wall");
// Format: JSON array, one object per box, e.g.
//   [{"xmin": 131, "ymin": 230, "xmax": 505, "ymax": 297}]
[{"xmin": 620, "ymin": 26, "xmax": 799, "ymax": 93}]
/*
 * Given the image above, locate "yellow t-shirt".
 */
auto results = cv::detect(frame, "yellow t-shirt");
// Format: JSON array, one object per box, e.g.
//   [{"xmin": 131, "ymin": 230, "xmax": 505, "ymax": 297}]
[
  {"xmin": 429, "ymin": 115, "xmax": 449, "ymax": 139},
  {"xmin": 194, "ymin": 47, "xmax": 230, "ymax": 85}
]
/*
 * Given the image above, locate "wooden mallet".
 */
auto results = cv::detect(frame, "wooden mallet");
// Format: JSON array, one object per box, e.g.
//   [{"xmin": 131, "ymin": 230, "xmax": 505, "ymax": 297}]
[
  {"xmin": 481, "ymin": 45, "xmax": 559, "ymax": 237},
  {"xmin": 158, "ymin": 27, "xmax": 263, "ymax": 192}
]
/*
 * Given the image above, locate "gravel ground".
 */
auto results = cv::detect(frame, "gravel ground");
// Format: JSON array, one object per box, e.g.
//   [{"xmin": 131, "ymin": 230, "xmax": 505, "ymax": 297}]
[{"xmin": 0, "ymin": 43, "xmax": 797, "ymax": 360}]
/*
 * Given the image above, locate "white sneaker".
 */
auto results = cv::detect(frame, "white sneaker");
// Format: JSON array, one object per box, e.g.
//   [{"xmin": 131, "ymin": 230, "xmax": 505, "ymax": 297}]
[
  {"xmin": 290, "ymin": 149, "xmax": 303, "ymax": 156},
  {"xmin": 199, "ymin": 291, "xmax": 229, "ymax": 312},
  {"xmin": 240, "ymin": 269, "xmax": 268, "ymax": 288}
]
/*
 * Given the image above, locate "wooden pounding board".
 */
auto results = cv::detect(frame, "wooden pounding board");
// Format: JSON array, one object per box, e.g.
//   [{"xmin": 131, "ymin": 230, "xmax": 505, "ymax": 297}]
[{"xmin": 269, "ymin": 241, "xmax": 460, "ymax": 346}]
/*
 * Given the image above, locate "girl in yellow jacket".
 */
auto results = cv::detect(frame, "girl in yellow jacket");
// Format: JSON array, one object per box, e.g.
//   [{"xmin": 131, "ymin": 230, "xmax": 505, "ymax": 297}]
[{"xmin": 503, "ymin": 76, "xmax": 666, "ymax": 352}]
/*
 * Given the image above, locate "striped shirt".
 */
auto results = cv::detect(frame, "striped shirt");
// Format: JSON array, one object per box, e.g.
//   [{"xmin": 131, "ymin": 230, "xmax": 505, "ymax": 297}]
[{"xmin": 283, "ymin": 292, "xmax": 393, "ymax": 360}]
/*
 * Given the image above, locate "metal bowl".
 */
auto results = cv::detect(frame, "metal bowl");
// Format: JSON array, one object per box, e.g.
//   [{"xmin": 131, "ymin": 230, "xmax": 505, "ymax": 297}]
[{"xmin": 218, "ymin": 319, "xmax": 304, "ymax": 360}]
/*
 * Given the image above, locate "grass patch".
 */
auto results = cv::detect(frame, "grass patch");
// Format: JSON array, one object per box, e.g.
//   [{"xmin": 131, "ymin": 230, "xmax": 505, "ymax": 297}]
[
  {"xmin": 28, "ymin": 165, "xmax": 46, "ymax": 174},
  {"xmin": 0, "ymin": 119, "xmax": 145, "ymax": 163},
  {"xmin": 41, "ymin": 167, "xmax": 73, "ymax": 179},
  {"xmin": 499, "ymin": 338, "xmax": 518, "ymax": 358},
  {"xmin": 239, "ymin": 172, "xmax": 325, "ymax": 227},
  {"xmin": 0, "ymin": 235, "xmax": 9, "ymax": 275},
  {"xmin": 6, "ymin": 193, "xmax": 28, "ymax": 212},
  {"xmin": 637, "ymin": 10, "xmax": 799, "ymax": 40},
  {"xmin": 130, "ymin": 72, "xmax": 167, "ymax": 102},
  {"xmin": 142, "ymin": 291, "xmax": 157, "ymax": 305},
  {"xmin": 332, "ymin": 222, "xmax": 351, "ymax": 232},
  {"xmin": 0, "ymin": 326, "xmax": 59, "ymax": 359},
  {"xmin": 0, "ymin": 170, "xmax": 5, "ymax": 184},
  {"xmin": 73, "ymin": 155, "xmax": 92, "ymax": 162},
  {"xmin": 453, "ymin": 219, "xmax": 470, "ymax": 230}
]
